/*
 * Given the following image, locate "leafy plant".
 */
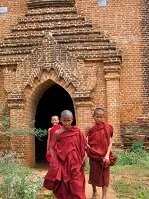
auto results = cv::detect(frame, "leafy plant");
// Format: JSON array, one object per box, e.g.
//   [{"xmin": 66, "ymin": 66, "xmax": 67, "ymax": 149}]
[
  {"xmin": 5, "ymin": 125, "xmax": 48, "ymax": 140},
  {"xmin": 115, "ymin": 149, "xmax": 149, "ymax": 168},
  {"xmin": 0, "ymin": 152, "xmax": 43, "ymax": 199},
  {"xmin": 131, "ymin": 141, "xmax": 145, "ymax": 152}
]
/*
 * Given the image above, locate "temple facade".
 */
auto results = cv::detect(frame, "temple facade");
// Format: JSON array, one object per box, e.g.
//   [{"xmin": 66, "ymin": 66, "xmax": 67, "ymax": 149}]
[{"xmin": 0, "ymin": 0, "xmax": 148, "ymax": 165}]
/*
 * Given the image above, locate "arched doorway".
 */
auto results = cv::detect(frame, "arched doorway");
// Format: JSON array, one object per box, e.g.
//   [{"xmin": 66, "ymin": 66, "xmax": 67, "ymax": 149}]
[{"xmin": 35, "ymin": 83, "xmax": 76, "ymax": 163}]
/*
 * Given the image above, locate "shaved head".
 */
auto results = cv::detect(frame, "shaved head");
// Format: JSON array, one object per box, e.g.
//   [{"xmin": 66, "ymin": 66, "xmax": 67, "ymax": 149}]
[
  {"xmin": 61, "ymin": 110, "xmax": 73, "ymax": 119},
  {"xmin": 93, "ymin": 108, "xmax": 105, "ymax": 115}
]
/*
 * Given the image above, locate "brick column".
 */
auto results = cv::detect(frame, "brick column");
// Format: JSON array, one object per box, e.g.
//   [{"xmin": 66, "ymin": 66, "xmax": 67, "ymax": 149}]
[
  {"xmin": 7, "ymin": 92, "xmax": 35, "ymax": 166},
  {"xmin": 7, "ymin": 92, "xmax": 25, "ymax": 128},
  {"xmin": 73, "ymin": 91, "xmax": 93, "ymax": 130},
  {"xmin": 105, "ymin": 71, "xmax": 123, "ymax": 147}
]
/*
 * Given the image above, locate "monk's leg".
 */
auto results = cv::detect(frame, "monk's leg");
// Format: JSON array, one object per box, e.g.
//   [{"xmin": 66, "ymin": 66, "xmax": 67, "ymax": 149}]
[
  {"xmin": 102, "ymin": 186, "xmax": 108, "ymax": 199},
  {"xmin": 91, "ymin": 184, "xmax": 98, "ymax": 198},
  {"xmin": 101, "ymin": 167, "xmax": 110, "ymax": 199}
]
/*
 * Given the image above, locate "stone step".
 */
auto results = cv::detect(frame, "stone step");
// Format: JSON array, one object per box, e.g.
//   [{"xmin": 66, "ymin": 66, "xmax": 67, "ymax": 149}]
[
  {"xmin": 71, "ymin": 50, "xmax": 121, "ymax": 60},
  {"xmin": 5, "ymin": 31, "xmax": 45, "ymax": 40},
  {"xmin": 55, "ymin": 34, "xmax": 110, "ymax": 44},
  {"xmin": 0, "ymin": 55, "xmax": 27, "ymax": 65},
  {"xmin": 5, "ymin": 27, "xmax": 92, "ymax": 40},
  {"xmin": 67, "ymin": 45, "xmax": 116, "ymax": 52},
  {"xmin": 0, "ymin": 38, "xmax": 43, "ymax": 48},
  {"xmin": 52, "ymin": 29, "xmax": 102, "ymax": 37},
  {"xmin": 20, "ymin": 13, "xmax": 83, "ymax": 24},
  {"xmin": 0, "ymin": 47, "xmax": 33, "ymax": 55},
  {"xmin": 17, "ymin": 18, "xmax": 85, "ymax": 27},
  {"xmin": 12, "ymin": 20, "xmax": 92, "ymax": 32},
  {"xmin": 65, "ymin": 43, "xmax": 116, "ymax": 51},
  {"xmin": 51, "ymin": 27, "xmax": 94, "ymax": 35},
  {"xmin": 103, "ymin": 57, "xmax": 122, "ymax": 64},
  {"xmin": 26, "ymin": 6, "xmax": 76, "ymax": 16},
  {"xmin": 27, "ymin": 0, "xmax": 75, "ymax": 9}
]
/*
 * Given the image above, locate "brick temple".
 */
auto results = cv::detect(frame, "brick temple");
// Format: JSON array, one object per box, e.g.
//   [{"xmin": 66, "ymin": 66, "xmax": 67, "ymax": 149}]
[{"xmin": 0, "ymin": 0, "xmax": 148, "ymax": 165}]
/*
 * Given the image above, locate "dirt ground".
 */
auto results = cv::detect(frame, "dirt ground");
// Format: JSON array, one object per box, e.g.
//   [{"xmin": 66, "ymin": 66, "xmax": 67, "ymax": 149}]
[{"xmin": 35, "ymin": 165, "xmax": 117, "ymax": 199}]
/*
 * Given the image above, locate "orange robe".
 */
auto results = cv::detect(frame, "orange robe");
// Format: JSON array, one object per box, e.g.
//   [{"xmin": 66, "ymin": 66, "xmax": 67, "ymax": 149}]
[
  {"xmin": 88, "ymin": 122, "xmax": 113, "ymax": 187},
  {"xmin": 46, "ymin": 124, "xmax": 61, "ymax": 163},
  {"xmin": 44, "ymin": 126, "xmax": 87, "ymax": 199}
]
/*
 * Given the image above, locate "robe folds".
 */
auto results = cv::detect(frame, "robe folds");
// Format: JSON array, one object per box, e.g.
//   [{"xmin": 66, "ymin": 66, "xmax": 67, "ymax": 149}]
[
  {"xmin": 87, "ymin": 122, "xmax": 113, "ymax": 187},
  {"xmin": 46, "ymin": 124, "xmax": 61, "ymax": 163},
  {"xmin": 44, "ymin": 126, "xmax": 87, "ymax": 199}
]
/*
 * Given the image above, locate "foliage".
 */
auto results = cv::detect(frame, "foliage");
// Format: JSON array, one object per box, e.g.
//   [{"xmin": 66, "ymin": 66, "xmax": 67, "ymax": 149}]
[
  {"xmin": 111, "ymin": 143, "xmax": 149, "ymax": 199},
  {"xmin": 113, "ymin": 181, "xmax": 149, "ymax": 199},
  {"xmin": 0, "ymin": 106, "xmax": 47, "ymax": 139},
  {"xmin": 131, "ymin": 141, "xmax": 145, "ymax": 152},
  {"xmin": 0, "ymin": 152, "xmax": 43, "ymax": 199},
  {"xmin": 33, "ymin": 128, "xmax": 48, "ymax": 140},
  {"xmin": 115, "ymin": 142, "xmax": 149, "ymax": 168},
  {"xmin": 3, "ymin": 125, "xmax": 48, "ymax": 140}
]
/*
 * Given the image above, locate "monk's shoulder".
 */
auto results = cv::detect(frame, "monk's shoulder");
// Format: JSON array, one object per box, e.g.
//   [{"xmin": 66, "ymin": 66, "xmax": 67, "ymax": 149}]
[
  {"xmin": 54, "ymin": 127, "xmax": 64, "ymax": 136},
  {"xmin": 88, "ymin": 123, "xmax": 95, "ymax": 130},
  {"xmin": 104, "ymin": 122, "xmax": 113, "ymax": 130},
  {"xmin": 104, "ymin": 122, "xmax": 114, "ymax": 136},
  {"xmin": 48, "ymin": 127, "xmax": 52, "ymax": 132}
]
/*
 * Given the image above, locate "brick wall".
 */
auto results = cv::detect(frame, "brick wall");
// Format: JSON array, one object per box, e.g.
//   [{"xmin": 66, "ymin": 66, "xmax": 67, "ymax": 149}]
[
  {"xmin": 75, "ymin": 0, "xmax": 148, "ymax": 132},
  {"xmin": 0, "ymin": 69, "xmax": 6, "ymax": 110},
  {"xmin": 0, "ymin": 0, "xmax": 27, "ymax": 40},
  {"xmin": 0, "ymin": 132, "xmax": 35, "ymax": 166},
  {"xmin": 0, "ymin": 133, "xmax": 10, "ymax": 153},
  {"xmin": 141, "ymin": 0, "xmax": 149, "ymax": 116}
]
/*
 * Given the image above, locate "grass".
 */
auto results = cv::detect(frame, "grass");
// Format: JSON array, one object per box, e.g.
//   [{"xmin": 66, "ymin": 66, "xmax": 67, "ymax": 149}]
[
  {"xmin": 111, "ymin": 145, "xmax": 149, "ymax": 199},
  {"xmin": 113, "ymin": 181, "xmax": 149, "ymax": 199}
]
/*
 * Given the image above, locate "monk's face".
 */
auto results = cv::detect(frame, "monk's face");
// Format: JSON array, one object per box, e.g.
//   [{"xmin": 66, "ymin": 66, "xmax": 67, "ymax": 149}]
[
  {"xmin": 60, "ymin": 116, "xmax": 73, "ymax": 129},
  {"xmin": 51, "ymin": 116, "xmax": 59, "ymax": 126},
  {"xmin": 93, "ymin": 113, "xmax": 105, "ymax": 124}
]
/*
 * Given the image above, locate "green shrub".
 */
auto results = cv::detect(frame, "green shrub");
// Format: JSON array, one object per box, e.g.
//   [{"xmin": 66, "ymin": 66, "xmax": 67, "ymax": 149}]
[
  {"xmin": 131, "ymin": 141, "xmax": 145, "ymax": 152},
  {"xmin": 116, "ymin": 144, "xmax": 149, "ymax": 168},
  {"xmin": 0, "ymin": 152, "xmax": 43, "ymax": 199}
]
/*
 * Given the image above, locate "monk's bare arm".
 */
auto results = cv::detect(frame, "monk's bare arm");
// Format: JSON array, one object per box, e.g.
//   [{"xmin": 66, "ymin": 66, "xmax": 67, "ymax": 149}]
[
  {"xmin": 47, "ymin": 128, "xmax": 51, "ymax": 150},
  {"xmin": 85, "ymin": 124, "xmax": 94, "ymax": 136},
  {"xmin": 104, "ymin": 137, "xmax": 113, "ymax": 161},
  {"xmin": 50, "ymin": 131, "xmax": 58, "ymax": 158}
]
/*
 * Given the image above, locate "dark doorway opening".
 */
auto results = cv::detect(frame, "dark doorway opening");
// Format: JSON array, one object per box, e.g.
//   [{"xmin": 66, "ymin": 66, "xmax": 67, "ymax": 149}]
[{"xmin": 35, "ymin": 84, "xmax": 76, "ymax": 163}]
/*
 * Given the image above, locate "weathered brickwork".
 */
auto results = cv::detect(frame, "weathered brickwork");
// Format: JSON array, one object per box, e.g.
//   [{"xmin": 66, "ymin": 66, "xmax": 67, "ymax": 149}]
[
  {"xmin": 0, "ymin": 0, "xmax": 27, "ymax": 40},
  {"xmin": 141, "ymin": 0, "xmax": 149, "ymax": 117},
  {"xmin": 75, "ymin": 0, "xmax": 143, "ymax": 121},
  {"xmin": 0, "ymin": 0, "xmax": 148, "ymax": 165},
  {"xmin": 75, "ymin": 0, "xmax": 149, "ymax": 137}
]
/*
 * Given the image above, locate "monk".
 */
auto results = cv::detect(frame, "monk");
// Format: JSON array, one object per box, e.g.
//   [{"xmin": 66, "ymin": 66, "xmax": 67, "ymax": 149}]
[
  {"xmin": 85, "ymin": 108, "xmax": 115, "ymax": 199},
  {"xmin": 46, "ymin": 115, "xmax": 61, "ymax": 163},
  {"xmin": 44, "ymin": 110, "xmax": 87, "ymax": 199}
]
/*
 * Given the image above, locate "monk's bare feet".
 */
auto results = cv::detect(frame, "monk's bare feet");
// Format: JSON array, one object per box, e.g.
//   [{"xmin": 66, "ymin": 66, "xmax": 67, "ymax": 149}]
[{"xmin": 91, "ymin": 192, "xmax": 98, "ymax": 199}]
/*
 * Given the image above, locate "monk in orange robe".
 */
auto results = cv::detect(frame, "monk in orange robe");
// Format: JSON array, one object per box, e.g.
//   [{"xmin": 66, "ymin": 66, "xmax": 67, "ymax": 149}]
[
  {"xmin": 85, "ymin": 108, "xmax": 114, "ymax": 199},
  {"xmin": 44, "ymin": 110, "xmax": 87, "ymax": 199},
  {"xmin": 46, "ymin": 115, "xmax": 61, "ymax": 163}
]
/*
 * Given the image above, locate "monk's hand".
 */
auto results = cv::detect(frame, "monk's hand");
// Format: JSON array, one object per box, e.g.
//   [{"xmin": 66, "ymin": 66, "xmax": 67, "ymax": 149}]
[{"xmin": 103, "ymin": 154, "xmax": 110, "ymax": 163}]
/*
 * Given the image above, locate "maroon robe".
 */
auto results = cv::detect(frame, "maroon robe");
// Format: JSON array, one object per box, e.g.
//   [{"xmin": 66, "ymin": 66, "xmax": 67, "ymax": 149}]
[
  {"xmin": 46, "ymin": 124, "xmax": 61, "ymax": 163},
  {"xmin": 88, "ymin": 122, "xmax": 113, "ymax": 187},
  {"xmin": 44, "ymin": 126, "xmax": 87, "ymax": 199}
]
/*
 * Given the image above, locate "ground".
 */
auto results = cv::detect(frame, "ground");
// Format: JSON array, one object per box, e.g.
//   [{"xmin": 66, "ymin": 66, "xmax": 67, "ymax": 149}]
[{"xmin": 35, "ymin": 164, "xmax": 117, "ymax": 199}]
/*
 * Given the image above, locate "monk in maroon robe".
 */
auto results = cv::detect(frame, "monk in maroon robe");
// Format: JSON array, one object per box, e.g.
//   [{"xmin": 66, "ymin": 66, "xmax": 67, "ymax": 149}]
[
  {"xmin": 46, "ymin": 115, "xmax": 61, "ymax": 163},
  {"xmin": 44, "ymin": 110, "xmax": 87, "ymax": 199},
  {"xmin": 85, "ymin": 108, "xmax": 114, "ymax": 199}
]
